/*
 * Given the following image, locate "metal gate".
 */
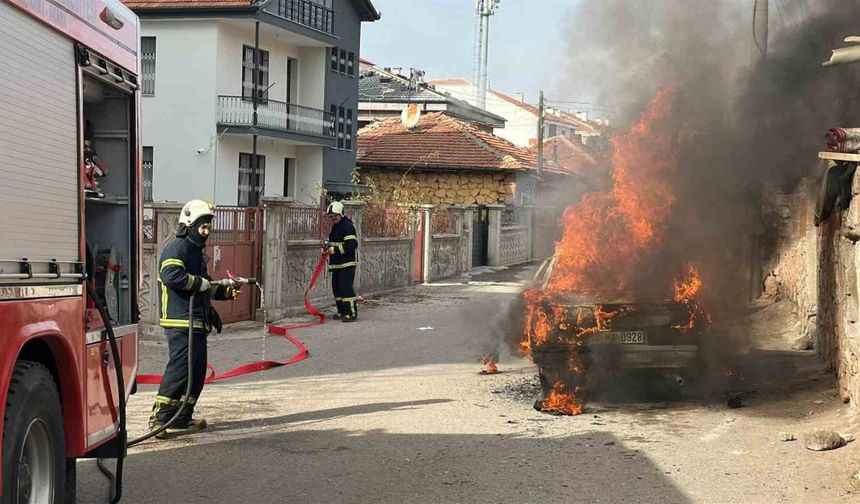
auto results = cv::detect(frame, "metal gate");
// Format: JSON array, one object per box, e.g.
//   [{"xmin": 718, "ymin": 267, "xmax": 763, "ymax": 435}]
[
  {"xmin": 206, "ymin": 207, "xmax": 263, "ymax": 323},
  {"xmin": 472, "ymin": 206, "xmax": 489, "ymax": 267}
]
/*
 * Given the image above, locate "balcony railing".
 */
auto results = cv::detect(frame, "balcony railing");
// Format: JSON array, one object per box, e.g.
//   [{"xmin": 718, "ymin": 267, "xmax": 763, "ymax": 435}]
[
  {"xmin": 218, "ymin": 96, "xmax": 335, "ymax": 139},
  {"xmin": 271, "ymin": 0, "xmax": 334, "ymax": 35}
]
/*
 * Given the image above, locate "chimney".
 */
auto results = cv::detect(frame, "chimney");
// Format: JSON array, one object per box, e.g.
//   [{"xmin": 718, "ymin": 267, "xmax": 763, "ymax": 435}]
[
  {"xmin": 575, "ymin": 111, "xmax": 589, "ymax": 122},
  {"xmin": 514, "ymin": 92, "xmax": 526, "ymax": 102}
]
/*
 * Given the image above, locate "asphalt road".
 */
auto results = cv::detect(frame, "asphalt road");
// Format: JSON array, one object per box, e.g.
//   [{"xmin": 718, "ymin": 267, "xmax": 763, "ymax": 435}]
[{"xmin": 78, "ymin": 265, "xmax": 860, "ymax": 503}]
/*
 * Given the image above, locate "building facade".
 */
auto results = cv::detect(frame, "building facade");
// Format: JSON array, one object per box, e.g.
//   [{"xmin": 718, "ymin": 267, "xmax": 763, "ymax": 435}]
[
  {"xmin": 125, "ymin": 0, "xmax": 379, "ymax": 205},
  {"xmin": 429, "ymin": 78, "xmax": 603, "ymax": 150}
]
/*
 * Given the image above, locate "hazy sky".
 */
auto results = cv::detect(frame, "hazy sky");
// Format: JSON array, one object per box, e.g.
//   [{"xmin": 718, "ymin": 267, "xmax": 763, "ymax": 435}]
[{"xmin": 361, "ymin": 0, "xmax": 580, "ymax": 107}]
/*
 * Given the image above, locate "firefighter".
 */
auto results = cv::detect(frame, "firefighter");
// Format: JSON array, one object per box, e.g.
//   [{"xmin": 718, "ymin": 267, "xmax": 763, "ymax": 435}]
[
  {"xmin": 149, "ymin": 199, "xmax": 240, "ymax": 437},
  {"xmin": 325, "ymin": 201, "xmax": 359, "ymax": 322}
]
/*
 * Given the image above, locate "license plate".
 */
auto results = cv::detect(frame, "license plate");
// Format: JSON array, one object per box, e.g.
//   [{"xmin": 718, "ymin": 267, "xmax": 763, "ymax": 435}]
[{"xmin": 589, "ymin": 331, "xmax": 645, "ymax": 344}]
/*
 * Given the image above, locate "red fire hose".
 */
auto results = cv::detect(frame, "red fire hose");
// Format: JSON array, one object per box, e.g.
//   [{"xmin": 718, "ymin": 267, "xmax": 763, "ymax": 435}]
[{"xmin": 137, "ymin": 253, "xmax": 327, "ymax": 385}]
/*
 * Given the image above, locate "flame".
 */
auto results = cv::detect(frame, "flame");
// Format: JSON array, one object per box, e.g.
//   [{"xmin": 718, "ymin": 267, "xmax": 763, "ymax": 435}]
[
  {"xmin": 671, "ymin": 264, "xmax": 712, "ymax": 331},
  {"xmin": 540, "ymin": 381, "xmax": 583, "ymax": 416},
  {"xmin": 481, "ymin": 356, "xmax": 499, "ymax": 374},
  {"xmin": 547, "ymin": 88, "xmax": 679, "ymax": 295},
  {"xmin": 576, "ymin": 305, "xmax": 618, "ymax": 337}
]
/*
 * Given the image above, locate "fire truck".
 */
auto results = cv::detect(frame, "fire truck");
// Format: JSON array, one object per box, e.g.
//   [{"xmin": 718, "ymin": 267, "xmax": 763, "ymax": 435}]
[{"xmin": 0, "ymin": 0, "xmax": 141, "ymax": 501}]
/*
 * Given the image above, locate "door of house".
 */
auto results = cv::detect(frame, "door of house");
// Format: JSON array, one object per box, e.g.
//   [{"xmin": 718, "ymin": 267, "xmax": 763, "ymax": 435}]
[
  {"xmin": 413, "ymin": 210, "xmax": 425, "ymax": 283},
  {"xmin": 472, "ymin": 206, "xmax": 490, "ymax": 267},
  {"xmin": 205, "ymin": 207, "xmax": 263, "ymax": 323}
]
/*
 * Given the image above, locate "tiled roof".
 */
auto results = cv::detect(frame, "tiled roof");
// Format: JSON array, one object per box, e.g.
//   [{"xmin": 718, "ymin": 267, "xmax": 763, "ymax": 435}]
[
  {"xmin": 359, "ymin": 70, "xmax": 447, "ymax": 103},
  {"xmin": 122, "ymin": 0, "xmax": 252, "ymax": 8},
  {"xmin": 357, "ymin": 112, "xmax": 536, "ymax": 171},
  {"xmin": 535, "ymin": 135, "xmax": 601, "ymax": 180}
]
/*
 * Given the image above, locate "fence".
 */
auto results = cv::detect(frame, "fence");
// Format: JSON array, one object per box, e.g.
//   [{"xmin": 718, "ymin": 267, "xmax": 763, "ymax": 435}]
[{"xmin": 139, "ymin": 200, "xmax": 536, "ymax": 325}]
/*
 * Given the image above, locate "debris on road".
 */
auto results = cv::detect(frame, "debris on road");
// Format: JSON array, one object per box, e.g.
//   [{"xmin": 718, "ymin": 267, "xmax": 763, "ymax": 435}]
[
  {"xmin": 417, "ymin": 326, "xmax": 434, "ymax": 331},
  {"xmin": 726, "ymin": 392, "xmax": 744, "ymax": 409},
  {"xmin": 778, "ymin": 432, "xmax": 796, "ymax": 442},
  {"xmin": 479, "ymin": 355, "xmax": 500, "ymax": 375},
  {"xmin": 804, "ymin": 430, "xmax": 845, "ymax": 451}
]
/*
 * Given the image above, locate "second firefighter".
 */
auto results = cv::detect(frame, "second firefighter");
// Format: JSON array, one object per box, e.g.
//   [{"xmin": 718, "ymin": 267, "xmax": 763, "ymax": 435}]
[{"xmin": 325, "ymin": 201, "xmax": 359, "ymax": 322}]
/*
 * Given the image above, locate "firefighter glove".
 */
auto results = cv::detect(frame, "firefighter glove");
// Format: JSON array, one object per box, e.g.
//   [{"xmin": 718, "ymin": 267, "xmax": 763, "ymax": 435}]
[
  {"xmin": 198, "ymin": 277, "xmax": 211, "ymax": 292},
  {"xmin": 226, "ymin": 286, "xmax": 241, "ymax": 300}
]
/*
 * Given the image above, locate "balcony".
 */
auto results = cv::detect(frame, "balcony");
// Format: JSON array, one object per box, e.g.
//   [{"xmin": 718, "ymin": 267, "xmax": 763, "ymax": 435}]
[
  {"xmin": 217, "ymin": 96, "xmax": 335, "ymax": 144},
  {"xmin": 269, "ymin": 0, "xmax": 334, "ymax": 36}
]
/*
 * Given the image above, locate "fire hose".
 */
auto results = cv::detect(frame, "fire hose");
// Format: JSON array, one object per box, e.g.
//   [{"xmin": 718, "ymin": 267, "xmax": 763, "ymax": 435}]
[{"xmin": 94, "ymin": 254, "xmax": 328, "ymax": 502}]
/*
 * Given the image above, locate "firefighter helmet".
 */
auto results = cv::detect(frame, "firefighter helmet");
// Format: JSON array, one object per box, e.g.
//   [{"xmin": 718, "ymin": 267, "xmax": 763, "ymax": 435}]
[
  {"xmin": 326, "ymin": 201, "xmax": 345, "ymax": 216},
  {"xmin": 180, "ymin": 199, "xmax": 216, "ymax": 226}
]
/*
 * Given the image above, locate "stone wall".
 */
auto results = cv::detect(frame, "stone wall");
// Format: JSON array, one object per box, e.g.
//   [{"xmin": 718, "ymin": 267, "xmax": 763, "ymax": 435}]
[
  {"xmin": 764, "ymin": 174, "xmax": 860, "ymax": 407},
  {"xmin": 360, "ymin": 168, "xmax": 517, "ymax": 206},
  {"xmin": 817, "ymin": 172, "xmax": 860, "ymax": 406},
  {"xmin": 761, "ymin": 179, "xmax": 818, "ymax": 340}
]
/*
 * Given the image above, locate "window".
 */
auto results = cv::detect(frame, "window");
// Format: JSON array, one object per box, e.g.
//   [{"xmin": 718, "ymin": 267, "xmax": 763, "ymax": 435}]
[
  {"xmin": 337, "ymin": 106, "xmax": 345, "ymax": 149},
  {"xmin": 141, "ymin": 37, "xmax": 156, "ymax": 95},
  {"xmin": 283, "ymin": 158, "xmax": 296, "ymax": 198},
  {"xmin": 286, "ymin": 58, "xmax": 297, "ymax": 103},
  {"xmin": 339, "ymin": 49, "xmax": 347, "ymax": 74},
  {"xmin": 238, "ymin": 153, "xmax": 266, "ymax": 207},
  {"xmin": 242, "ymin": 45, "xmax": 270, "ymax": 102},
  {"xmin": 547, "ymin": 124, "xmax": 557, "ymax": 138},
  {"xmin": 330, "ymin": 47, "xmax": 338, "ymax": 71},
  {"xmin": 347, "ymin": 52, "xmax": 355, "ymax": 77},
  {"xmin": 142, "ymin": 146, "xmax": 153, "ymax": 202},
  {"xmin": 346, "ymin": 109, "xmax": 353, "ymax": 150}
]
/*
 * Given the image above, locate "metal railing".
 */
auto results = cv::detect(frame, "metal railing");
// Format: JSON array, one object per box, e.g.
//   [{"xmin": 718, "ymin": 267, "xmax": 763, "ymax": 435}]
[
  {"xmin": 272, "ymin": 0, "xmax": 334, "ymax": 35},
  {"xmin": 217, "ymin": 96, "xmax": 335, "ymax": 138},
  {"xmin": 285, "ymin": 202, "xmax": 325, "ymax": 241},
  {"xmin": 363, "ymin": 207, "xmax": 413, "ymax": 238}
]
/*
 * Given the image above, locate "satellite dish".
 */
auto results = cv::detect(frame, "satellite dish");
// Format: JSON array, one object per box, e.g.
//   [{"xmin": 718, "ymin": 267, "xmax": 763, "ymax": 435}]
[{"xmin": 401, "ymin": 103, "xmax": 421, "ymax": 129}]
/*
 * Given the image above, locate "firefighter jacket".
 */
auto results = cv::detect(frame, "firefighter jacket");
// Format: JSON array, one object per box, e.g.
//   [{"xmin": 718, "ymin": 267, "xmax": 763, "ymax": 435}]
[
  {"xmin": 328, "ymin": 217, "xmax": 358, "ymax": 270},
  {"xmin": 158, "ymin": 235, "xmax": 232, "ymax": 332}
]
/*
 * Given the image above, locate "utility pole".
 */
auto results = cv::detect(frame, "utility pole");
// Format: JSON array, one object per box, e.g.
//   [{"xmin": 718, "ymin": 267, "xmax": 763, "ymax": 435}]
[
  {"xmin": 537, "ymin": 90, "xmax": 545, "ymax": 176},
  {"xmin": 473, "ymin": 0, "xmax": 500, "ymax": 110}
]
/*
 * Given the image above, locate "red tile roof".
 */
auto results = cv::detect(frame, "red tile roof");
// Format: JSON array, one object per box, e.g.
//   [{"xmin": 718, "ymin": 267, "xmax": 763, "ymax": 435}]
[
  {"xmin": 122, "ymin": 0, "xmax": 252, "ymax": 8},
  {"xmin": 357, "ymin": 112, "xmax": 536, "ymax": 171},
  {"xmin": 535, "ymin": 135, "xmax": 604, "ymax": 183}
]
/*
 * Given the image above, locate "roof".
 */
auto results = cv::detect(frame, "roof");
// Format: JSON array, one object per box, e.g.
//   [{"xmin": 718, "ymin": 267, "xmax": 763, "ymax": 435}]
[
  {"xmin": 124, "ymin": 0, "xmax": 380, "ymax": 20},
  {"xmin": 428, "ymin": 78, "xmax": 603, "ymax": 136},
  {"xmin": 360, "ymin": 70, "xmax": 447, "ymax": 103},
  {"xmin": 357, "ymin": 112, "xmax": 536, "ymax": 172},
  {"xmin": 534, "ymin": 135, "xmax": 599, "ymax": 178}
]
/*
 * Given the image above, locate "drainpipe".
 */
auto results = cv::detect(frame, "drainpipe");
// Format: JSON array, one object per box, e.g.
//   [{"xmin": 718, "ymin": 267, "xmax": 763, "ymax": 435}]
[{"xmin": 251, "ymin": 20, "xmax": 260, "ymax": 206}]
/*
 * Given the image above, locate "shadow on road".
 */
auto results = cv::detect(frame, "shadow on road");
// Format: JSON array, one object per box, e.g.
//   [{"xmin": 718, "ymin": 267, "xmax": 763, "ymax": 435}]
[
  {"xmin": 211, "ymin": 399, "xmax": 454, "ymax": 432},
  {"xmin": 79, "ymin": 428, "xmax": 691, "ymax": 504}
]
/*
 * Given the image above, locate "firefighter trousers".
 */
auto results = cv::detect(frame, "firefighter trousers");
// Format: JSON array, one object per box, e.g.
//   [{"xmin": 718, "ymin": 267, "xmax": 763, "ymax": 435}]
[
  {"xmin": 331, "ymin": 266, "xmax": 357, "ymax": 318},
  {"xmin": 150, "ymin": 327, "xmax": 208, "ymax": 425}
]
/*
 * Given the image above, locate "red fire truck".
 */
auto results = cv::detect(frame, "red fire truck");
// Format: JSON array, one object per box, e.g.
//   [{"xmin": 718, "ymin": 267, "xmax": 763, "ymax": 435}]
[{"xmin": 0, "ymin": 0, "xmax": 141, "ymax": 501}]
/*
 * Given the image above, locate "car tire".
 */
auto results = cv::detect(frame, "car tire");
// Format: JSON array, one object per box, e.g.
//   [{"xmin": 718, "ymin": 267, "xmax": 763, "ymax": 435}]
[{"xmin": 2, "ymin": 361, "xmax": 67, "ymax": 504}]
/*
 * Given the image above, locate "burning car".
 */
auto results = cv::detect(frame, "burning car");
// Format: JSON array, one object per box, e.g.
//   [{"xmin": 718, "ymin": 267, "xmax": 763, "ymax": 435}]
[{"xmin": 524, "ymin": 258, "xmax": 710, "ymax": 415}]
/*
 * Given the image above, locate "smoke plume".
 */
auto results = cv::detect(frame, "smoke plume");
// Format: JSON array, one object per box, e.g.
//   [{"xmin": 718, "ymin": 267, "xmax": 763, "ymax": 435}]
[{"xmin": 553, "ymin": 0, "xmax": 860, "ymax": 316}]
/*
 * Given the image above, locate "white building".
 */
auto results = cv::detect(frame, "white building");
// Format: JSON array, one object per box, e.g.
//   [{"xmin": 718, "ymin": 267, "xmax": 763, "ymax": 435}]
[
  {"xmin": 127, "ymin": 0, "xmax": 380, "ymax": 206},
  {"xmin": 429, "ymin": 78, "xmax": 602, "ymax": 150}
]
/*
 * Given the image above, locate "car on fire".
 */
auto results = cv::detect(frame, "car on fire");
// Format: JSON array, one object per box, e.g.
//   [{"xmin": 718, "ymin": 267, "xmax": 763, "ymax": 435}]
[{"xmin": 526, "ymin": 256, "xmax": 710, "ymax": 403}]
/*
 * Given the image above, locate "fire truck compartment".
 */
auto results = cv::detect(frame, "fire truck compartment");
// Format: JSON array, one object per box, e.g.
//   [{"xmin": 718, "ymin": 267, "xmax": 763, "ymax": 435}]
[{"xmin": 83, "ymin": 74, "xmax": 138, "ymax": 325}]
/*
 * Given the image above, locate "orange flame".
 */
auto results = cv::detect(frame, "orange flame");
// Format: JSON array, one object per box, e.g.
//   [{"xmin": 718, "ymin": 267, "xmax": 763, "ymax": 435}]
[
  {"xmin": 481, "ymin": 356, "xmax": 499, "ymax": 374},
  {"xmin": 672, "ymin": 264, "xmax": 711, "ymax": 331},
  {"xmin": 540, "ymin": 381, "xmax": 583, "ymax": 416},
  {"xmin": 547, "ymin": 87, "xmax": 679, "ymax": 295}
]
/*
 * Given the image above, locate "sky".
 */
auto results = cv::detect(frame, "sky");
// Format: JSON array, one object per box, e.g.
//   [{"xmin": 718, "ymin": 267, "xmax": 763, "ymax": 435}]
[{"xmin": 361, "ymin": 0, "xmax": 581, "ymax": 108}]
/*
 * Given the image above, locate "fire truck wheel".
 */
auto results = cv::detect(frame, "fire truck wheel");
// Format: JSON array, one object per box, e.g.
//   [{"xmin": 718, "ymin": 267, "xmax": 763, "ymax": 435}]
[{"xmin": 2, "ymin": 361, "xmax": 67, "ymax": 504}]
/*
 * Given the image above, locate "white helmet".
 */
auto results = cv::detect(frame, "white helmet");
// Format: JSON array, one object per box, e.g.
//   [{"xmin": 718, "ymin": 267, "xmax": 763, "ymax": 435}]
[
  {"xmin": 180, "ymin": 199, "xmax": 215, "ymax": 226},
  {"xmin": 326, "ymin": 201, "xmax": 345, "ymax": 216}
]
